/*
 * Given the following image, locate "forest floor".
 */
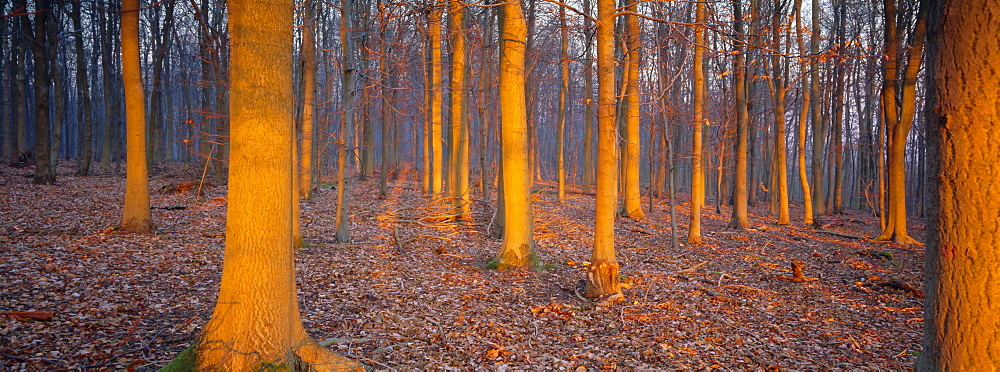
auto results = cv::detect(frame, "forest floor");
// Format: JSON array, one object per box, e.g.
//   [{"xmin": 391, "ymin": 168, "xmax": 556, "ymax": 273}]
[{"xmin": 1, "ymin": 162, "xmax": 926, "ymax": 370}]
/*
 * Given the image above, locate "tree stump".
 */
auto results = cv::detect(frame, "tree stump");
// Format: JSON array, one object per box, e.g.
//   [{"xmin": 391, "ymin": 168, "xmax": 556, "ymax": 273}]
[{"xmin": 584, "ymin": 260, "xmax": 622, "ymax": 299}]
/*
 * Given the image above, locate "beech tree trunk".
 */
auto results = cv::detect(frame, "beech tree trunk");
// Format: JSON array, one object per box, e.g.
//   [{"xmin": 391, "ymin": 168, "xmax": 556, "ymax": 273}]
[
  {"xmin": 490, "ymin": 0, "xmax": 539, "ymax": 270},
  {"xmin": 585, "ymin": 0, "xmax": 621, "ymax": 298},
  {"xmin": 686, "ymin": 0, "xmax": 707, "ymax": 244},
  {"xmin": 120, "ymin": 0, "xmax": 152, "ymax": 233},
  {"xmin": 299, "ymin": 0, "xmax": 317, "ymax": 199},
  {"xmin": 72, "ymin": 0, "xmax": 94, "ymax": 176},
  {"xmin": 28, "ymin": 0, "xmax": 55, "ymax": 184},
  {"xmin": 919, "ymin": 0, "xmax": 1000, "ymax": 367},
  {"xmin": 163, "ymin": 1, "xmax": 362, "ymax": 368},
  {"xmin": 449, "ymin": 0, "xmax": 470, "ymax": 219},
  {"xmin": 429, "ymin": 2, "xmax": 444, "ymax": 197},
  {"xmin": 729, "ymin": 0, "xmax": 749, "ymax": 229},
  {"xmin": 556, "ymin": 5, "xmax": 568, "ymax": 204},
  {"xmin": 581, "ymin": 0, "xmax": 595, "ymax": 195},
  {"xmin": 794, "ymin": 0, "xmax": 813, "ymax": 225}
]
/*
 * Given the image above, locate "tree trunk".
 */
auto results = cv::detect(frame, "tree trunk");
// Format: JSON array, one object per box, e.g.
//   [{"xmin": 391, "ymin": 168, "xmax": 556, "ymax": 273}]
[
  {"xmin": 687, "ymin": 0, "xmax": 707, "ymax": 244},
  {"xmin": 449, "ymin": 0, "xmax": 470, "ymax": 219},
  {"xmin": 808, "ymin": 0, "xmax": 824, "ymax": 222},
  {"xmin": 770, "ymin": 0, "xmax": 790, "ymax": 225},
  {"xmin": 584, "ymin": 0, "xmax": 622, "ymax": 299},
  {"xmin": 163, "ymin": 1, "xmax": 362, "ymax": 368},
  {"xmin": 619, "ymin": 1, "xmax": 644, "ymax": 219},
  {"xmin": 581, "ymin": 0, "xmax": 595, "ymax": 195},
  {"xmin": 335, "ymin": 0, "xmax": 356, "ymax": 244},
  {"xmin": 490, "ymin": 0, "xmax": 539, "ymax": 270},
  {"xmin": 729, "ymin": 0, "xmax": 750, "ymax": 229},
  {"xmin": 918, "ymin": 0, "xmax": 1000, "ymax": 367},
  {"xmin": 556, "ymin": 5, "xmax": 568, "ymax": 204},
  {"xmin": 71, "ymin": 2, "xmax": 94, "ymax": 176},
  {"xmin": 875, "ymin": 0, "xmax": 925, "ymax": 244},
  {"xmin": 28, "ymin": 0, "xmax": 55, "ymax": 184},
  {"xmin": 120, "ymin": 0, "xmax": 153, "ymax": 233},
  {"xmin": 794, "ymin": 0, "xmax": 813, "ymax": 225},
  {"xmin": 429, "ymin": 3, "xmax": 444, "ymax": 197},
  {"xmin": 300, "ymin": 0, "xmax": 317, "ymax": 199}
]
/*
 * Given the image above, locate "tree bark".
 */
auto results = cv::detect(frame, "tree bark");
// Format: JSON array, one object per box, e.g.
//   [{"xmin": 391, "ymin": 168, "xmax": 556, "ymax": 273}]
[
  {"xmin": 918, "ymin": 0, "xmax": 1000, "ymax": 367},
  {"xmin": 120, "ymin": 0, "xmax": 153, "ymax": 233},
  {"xmin": 72, "ymin": 0, "xmax": 94, "ymax": 176},
  {"xmin": 585, "ymin": 0, "xmax": 622, "ymax": 298},
  {"xmin": 687, "ymin": 0, "xmax": 707, "ymax": 244},
  {"xmin": 729, "ymin": 0, "xmax": 750, "ymax": 229},
  {"xmin": 490, "ymin": 0, "xmax": 539, "ymax": 270},
  {"xmin": 449, "ymin": 0, "xmax": 470, "ymax": 219},
  {"xmin": 163, "ymin": 0, "xmax": 362, "ymax": 368},
  {"xmin": 300, "ymin": 0, "xmax": 317, "ymax": 199}
]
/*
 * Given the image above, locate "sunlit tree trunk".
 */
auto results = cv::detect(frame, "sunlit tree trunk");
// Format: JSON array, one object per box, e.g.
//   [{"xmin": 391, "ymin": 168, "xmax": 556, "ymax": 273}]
[
  {"xmin": 490, "ymin": 0, "xmax": 538, "ymax": 270},
  {"xmin": 619, "ymin": 1, "xmax": 644, "ymax": 219},
  {"xmin": 335, "ymin": 0, "xmax": 355, "ymax": 243},
  {"xmin": 299, "ymin": 0, "xmax": 317, "ymax": 199},
  {"xmin": 918, "ymin": 0, "xmax": 1000, "ymax": 367},
  {"xmin": 686, "ymin": 0, "xmax": 707, "ymax": 244},
  {"xmin": 556, "ymin": 5, "xmax": 568, "ymax": 203},
  {"xmin": 429, "ymin": 2, "xmax": 444, "ymax": 197},
  {"xmin": 793, "ymin": 0, "xmax": 813, "ymax": 225},
  {"xmin": 769, "ymin": 0, "xmax": 790, "ymax": 225},
  {"xmin": 449, "ymin": 0, "xmax": 470, "ymax": 219},
  {"xmin": 163, "ymin": 1, "xmax": 362, "ymax": 368},
  {"xmin": 584, "ymin": 0, "xmax": 621, "ymax": 298},
  {"xmin": 120, "ymin": 0, "xmax": 152, "ymax": 233},
  {"xmin": 729, "ymin": 0, "xmax": 749, "ymax": 229},
  {"xmin": 875, "ymin": 0, "xmax": 925, "ymax": 244}
]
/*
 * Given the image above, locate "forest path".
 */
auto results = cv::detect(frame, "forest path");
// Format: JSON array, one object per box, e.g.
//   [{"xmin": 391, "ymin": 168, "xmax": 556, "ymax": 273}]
[{"xmin": 1, "ymin": 162, "xmax": 924, "ymax": 370}]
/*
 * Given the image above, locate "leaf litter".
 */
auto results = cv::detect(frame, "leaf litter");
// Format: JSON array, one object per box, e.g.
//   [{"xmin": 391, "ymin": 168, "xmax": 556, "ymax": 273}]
[{"xmin": 0, "ymin": 163, "xmax": 924, "ymax": 370}]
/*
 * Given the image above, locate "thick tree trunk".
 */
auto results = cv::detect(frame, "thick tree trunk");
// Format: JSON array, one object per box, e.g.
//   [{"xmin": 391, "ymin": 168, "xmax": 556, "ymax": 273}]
[
  {"xmin": 918, "ymin": 0, "xmax": 1000, "ymax": 367},
  {"xmin": 163, "ymin": 1, "xmax": 362, "ymax": 369},
  {"xmin": 120, "ymin": 0, "xmax": 152, "ymax": 233},
  {"xmin": 875, "ymin": 0, "xmax": 925, "ymax": 244},
  {"xmin": 490, "ymin": 0, "xmax": 538, "ymax": 270},
  {"xmin": 585, "ymin": 0, "xmax": 622, "ymax": 298},
  {"xmin": 28, "ymin": 0, "xmax": 55, "ymax": 184}
]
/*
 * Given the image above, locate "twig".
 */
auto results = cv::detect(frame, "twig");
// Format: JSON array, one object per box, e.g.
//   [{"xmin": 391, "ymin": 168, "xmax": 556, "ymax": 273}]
[
  {"xmin": 817, "ymin": 228, "xmax": 864, "ymax": 240},
  {"xmin": 672, "ymin": 261, "xmax": 708, "ymax": 275}
]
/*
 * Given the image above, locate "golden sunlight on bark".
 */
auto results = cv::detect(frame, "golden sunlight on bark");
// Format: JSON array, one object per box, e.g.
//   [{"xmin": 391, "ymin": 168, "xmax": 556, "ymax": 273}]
[
  {"xmin": 162, "ymin": 0, "xmax": 361, "ymax": 369},
  {"xmin": 918, "ymin": 0, "xmax": 1000, "ymax": 368},
  {"xmin": 585, "ymin": 0, "xmax": 621, "ymax": 298},
  {"xmin": 491, "ymin": 0, "xmax": 538, "ymax": 270},
  {"xmin": 120, "ymin": 0, "xmax": 152, "ymax": 234}
]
